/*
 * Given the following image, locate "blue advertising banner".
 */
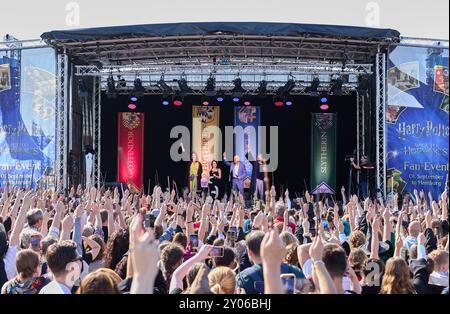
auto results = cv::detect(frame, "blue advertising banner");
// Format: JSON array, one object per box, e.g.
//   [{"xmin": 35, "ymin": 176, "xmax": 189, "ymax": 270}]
[
  {"xmin": 387, "ymin": 45, "xmax": 449, "ymax": 199},
  {"xmin": 0, "ymin": 47, "xmax": 56, "ymax": 189},
  {"xmin": 234, "ymin": 106, "xmax": 260, "ymax": 185}
]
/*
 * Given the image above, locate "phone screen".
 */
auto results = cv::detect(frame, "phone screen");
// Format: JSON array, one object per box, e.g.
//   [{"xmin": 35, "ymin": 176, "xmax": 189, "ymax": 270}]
[
  {"xmin": 208, "ymin": 246, "xmax": 224, "ymax": 257},
  {"xmin": 281, "ymin": 274, "xmax": 296, "ymax": 294},
  {"xmin": 144, "ymin": 213, "xmax": 155, "ymax": 229},
  {"xmin": 189, "ymin": 234, "xmax": 199, "ymax": 250}
]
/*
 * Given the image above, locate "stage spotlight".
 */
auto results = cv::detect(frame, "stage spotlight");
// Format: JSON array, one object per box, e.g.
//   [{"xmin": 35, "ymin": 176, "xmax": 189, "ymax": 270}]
[
  {"xmin": 130, "ymin": 96, "xmax": 138, "ymax": 102},
  {"xmin": 320, "ymin": 104, "xmax": 329, "ymax": 111},
  {"xmin": 330, "ymin": 76, "xmax": 343, "ymax": 96},
  {"xmin": 285, "ymin": 98, "xmax": 293, "ymax": 106},
  {"xmin": 319, "ymin": 95, "xmax": 329, "ymax": 111},
  {"xmin": 242, "ymin": 94, "xmax": 252, "ymax": 106},
  {"xmin": 177, "ymin": 78, "xmax": 194, "ymax": 98},
  {"xmin": 116, "ymin": 77, "xmax": 127, "ymax": 93},
  {"xmin": 233, "ymin": 97, "xmax": 241, "ymax": 103},
  {"xmin": 306, "ymin": 77, "xmax": 320, "ymax": 96},
  {"xmin": 257, "ymin": 80, "xmax": 268, "ymax": 97},
  {"xmin": 205, "ymin": 76, "xmax": 216, "ymax": 97},
  {"xmin": 173, "ymin": 93, "xmax": 184, "ymax": 106},
  {"xmin": 161, "ymin": 94, "xmax": 171, "ymax": 106},
  {"xmin": 128, "ymin": 103, "xmax": 137, "ymax": 110},
  {"xmin": 216, "ymin": 92, "xmax": 225, "ymax": 103},
  {"xmin": 202, "ymin": 97, "xmax": 210, "ymax": 106},
  {"xmin": 157, "ymin": 76, "xmax": 173, "ymax": 94},
  {"xmin": 273, "ymin": 95, "xmax": 284, "ymax": 107},
  {"xmin": 107, "ymin": 75, "xmax": 117, "ymax": 98},
  {"xmin": 133, "ymin": 78, "xmax": 145, "ymax": 97},
  {"xmin": 232, "ymin": 78, "xmax": 245, "ymax": 99}
]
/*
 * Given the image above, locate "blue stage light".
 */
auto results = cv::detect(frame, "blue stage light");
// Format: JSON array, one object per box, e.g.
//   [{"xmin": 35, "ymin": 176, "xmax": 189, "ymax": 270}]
[{"xmin": 321, "ymin": 97, "xmax": 328, "ymax": 103}]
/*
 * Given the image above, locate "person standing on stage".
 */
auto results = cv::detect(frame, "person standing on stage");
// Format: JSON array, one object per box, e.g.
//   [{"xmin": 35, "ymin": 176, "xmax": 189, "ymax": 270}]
[
  {"xmin": 208, "ymin": 160, "xmax": 222, "ymax": 199},
  {"xmin": 351, "ymin": 155, "xmax": 374, "ymax": 198},
  {"xmin": 223, "ymin": 152, "xmax": 246, "ymax": 197},
  {"xmin": 186, "ymin": 152, "xmax": 202, "ymax": 195},
  {"xmin": 246, "ymin": 148, "xmax": 267, "ymax": 202}
]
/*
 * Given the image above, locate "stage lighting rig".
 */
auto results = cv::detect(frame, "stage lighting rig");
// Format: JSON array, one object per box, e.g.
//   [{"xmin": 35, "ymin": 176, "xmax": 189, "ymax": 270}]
[
  {"xmin": 117, "ymin": 75, "xmax": 126, "ymax": 89},
  {"xmin": 106, "ymin": 74, "xmax": 117, "ymax": 99},
  {"xmin": 273, "ymin": 78, "xmax": 295, "ymax": 106},
  {"xmin": 256, "ymin": 80, "xmax": 268, "ymax": 97},
  {"xmin": 157, "ymin": 76, "xmax": 174, "ymax": 95},
  {"xmin": 232, "ymin": 78, "xmax": 245, "ymax": 100},
  {"xmin": 205, "ymin": 76, "xmax": 217, "ymax": 97},
  {"xmin": 305, "ymin": 77, "xmax": 320, "ymax": 96},
  {"xmin": 132, "ymin": 77, "xmax": 146, "ymax": 97},
  {"xmin": 329, "ymin": 76, "xmax": 343, "ymax": 96},
  {"xmin": 176, "ymin": 78, "xmax": 194, "ymax": 98}
]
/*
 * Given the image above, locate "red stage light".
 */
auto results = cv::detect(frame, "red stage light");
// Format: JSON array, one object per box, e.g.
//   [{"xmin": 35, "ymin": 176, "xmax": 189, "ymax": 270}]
[
  {"xmin": 173, "ymin": 100, "xmax": 183, "ymax": 106},
  {"xmin": 202, "ymin": 101, "xmax": 209, "ymax": 106},
  {"xmin": 274, "ymin": 101, "xmax": 284, "ymax": 107},
  {"xmin": 128, "ymin": 103, "xmax": 137, "ymax": 110},
  {"xmin": 244, "ymin": 101, "xmax": 251, "ymax": 106},
  {"xmin": 320, "ymin": 104, "xmax": 329, "ymax": 111}
]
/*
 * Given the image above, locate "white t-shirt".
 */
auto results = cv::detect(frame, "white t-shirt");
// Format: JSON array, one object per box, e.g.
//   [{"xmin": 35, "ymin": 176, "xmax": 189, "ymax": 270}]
[
  {"xmin": 233, "ymin": 163, "xmax": 239, "ymax": 178},
  {"xmin": 39, "ymin": 279, "xmax": 72, "ymax": 294},
  {"xmin": 3, "ymin": 245, "xmax": 18, "ymax": 280}
]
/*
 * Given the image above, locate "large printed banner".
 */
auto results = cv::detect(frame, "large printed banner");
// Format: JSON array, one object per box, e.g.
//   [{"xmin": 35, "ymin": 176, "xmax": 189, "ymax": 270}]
[
  {"xmin": 234, "ymin": 106, "xmax": 260, "ymax": 183},
  {"xmin": 192, "ymin": 106, "xmax": 220, "ymax": 171},
  {"xmin": 311, "ymin": 113, "xmax": 337, "ymax": 195},
  {"xmin": 387, "ymin": 45, "xmax": 449, "ymax": 199},
  {"xmin": 0, "ymin": 48, "xmax": 56, "ymax": 189},
  {"xmin": 117, "ymin": 112, "xmax": 144, "ymax": 191}
]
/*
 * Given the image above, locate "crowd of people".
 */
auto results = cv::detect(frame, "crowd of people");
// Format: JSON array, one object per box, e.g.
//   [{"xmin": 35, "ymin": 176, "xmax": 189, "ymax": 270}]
[{"xmin": 0, "ymin": 177, "xmax": 448, "ymax": 295}]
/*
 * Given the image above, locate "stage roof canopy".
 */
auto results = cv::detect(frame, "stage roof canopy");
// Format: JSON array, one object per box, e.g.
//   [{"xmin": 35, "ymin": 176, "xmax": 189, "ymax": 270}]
[{"xmin": 41, "ymin": 22, "xmax": 400, "ymax": 66}]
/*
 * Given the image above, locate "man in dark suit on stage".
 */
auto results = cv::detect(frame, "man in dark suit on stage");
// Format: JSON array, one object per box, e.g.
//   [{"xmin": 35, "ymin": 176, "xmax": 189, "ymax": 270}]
[{"xmin": 223, "ymin": 152, "xmax": 247, "ymax": 197}]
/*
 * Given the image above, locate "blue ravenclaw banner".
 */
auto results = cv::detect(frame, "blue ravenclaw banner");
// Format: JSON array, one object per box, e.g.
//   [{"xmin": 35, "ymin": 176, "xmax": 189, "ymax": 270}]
[
  {"xmin": 311, "ymin": 113, "xmax": 337, "ymax": 195},
  {"xmin": 234, "ymin": 106, "xmax": 260, "ymax": 185},
  {"xmin": 386, "ymin": 45, "xmax": 449, "ymax": 199},
  {"xmin": 0, "ymin": 48, "xmax": 56, "ymax": 189}
]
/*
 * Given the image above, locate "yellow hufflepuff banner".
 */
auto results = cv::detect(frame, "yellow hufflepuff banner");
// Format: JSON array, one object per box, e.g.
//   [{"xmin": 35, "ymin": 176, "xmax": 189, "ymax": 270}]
[{"xmin": 192, "ymin": 106, "xmax": 220, "ymax": 173}]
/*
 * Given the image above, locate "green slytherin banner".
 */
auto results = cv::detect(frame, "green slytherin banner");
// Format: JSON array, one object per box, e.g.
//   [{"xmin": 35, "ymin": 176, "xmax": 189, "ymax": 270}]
[{"xmin": 310, "ymin": 113, "xmax": 337, "ymax": 195}]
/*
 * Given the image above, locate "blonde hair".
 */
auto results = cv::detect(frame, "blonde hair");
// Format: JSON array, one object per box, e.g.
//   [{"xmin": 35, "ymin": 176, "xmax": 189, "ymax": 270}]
[
  {"xmin": 428, "ymin": 249, "xmax": 449, "ymax": 269},
  {"xmin": 279, "ymin": 231, "xmax": 299, "ymax": 247},
  {"xmin": 208, "ymin": 267, "xmax": 236, "ymax": 294},
  {"xmin": 380, "ymin": 257, "xmax": 416, "ymax": 294}
]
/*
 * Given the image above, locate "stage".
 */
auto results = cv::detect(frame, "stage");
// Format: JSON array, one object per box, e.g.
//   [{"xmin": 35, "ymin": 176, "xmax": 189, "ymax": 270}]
[
  {"xmin": 38, "ymin": 21, "xmax": 408, "ymax": 197},
  {"xmin": 100, "ymin": 93, "xmax": 357, "ymax": 195}
]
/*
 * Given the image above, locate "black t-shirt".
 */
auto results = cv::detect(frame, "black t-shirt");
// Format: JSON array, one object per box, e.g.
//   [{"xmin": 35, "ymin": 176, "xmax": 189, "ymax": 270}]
[
  {"xmin": 118, "ymin": 269, "xmax": 167, "ymax": 294},
  {"xmin": 361, "ymin": 284, "xmax": 381, "ymax": 294}
]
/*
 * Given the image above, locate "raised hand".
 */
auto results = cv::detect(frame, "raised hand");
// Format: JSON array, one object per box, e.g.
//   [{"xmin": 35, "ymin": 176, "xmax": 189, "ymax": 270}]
[
  {"xmin": 260, "ymin": 228, "xmax": 285, "ymax": 266},
  {"xmin": 129, "ymin": 214, "xmax": 159, "ymax": 294},
  {"xmin": 417, "ymin": 232, "xmax": 426, "ymax": 246},
  {"xmin": 309, "ymin": 235, "xmax": 324, "ymax": 262}
]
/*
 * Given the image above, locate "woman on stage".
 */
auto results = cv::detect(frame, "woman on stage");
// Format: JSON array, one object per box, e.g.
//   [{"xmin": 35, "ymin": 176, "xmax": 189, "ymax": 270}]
[
  {"xmin": 187, "ymin": 152, "xmax": 202, "ymax": 195},
  {"xmin": 208, "ymin": 160, "xmax": 222, "ymax": 199}
]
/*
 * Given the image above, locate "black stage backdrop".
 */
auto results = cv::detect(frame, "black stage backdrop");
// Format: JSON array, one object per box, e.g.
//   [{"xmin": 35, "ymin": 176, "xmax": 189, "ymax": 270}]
[{"xmin": 101, "ymin": 94, "xmax": 356, "ymax": 197}]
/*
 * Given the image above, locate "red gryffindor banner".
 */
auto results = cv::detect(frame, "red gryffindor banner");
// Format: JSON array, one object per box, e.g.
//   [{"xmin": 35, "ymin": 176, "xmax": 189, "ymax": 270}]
[{"xmin": 117, "ymin": 112, "xmax": 144, "ymax": 192}]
